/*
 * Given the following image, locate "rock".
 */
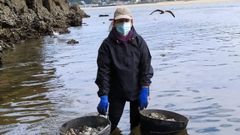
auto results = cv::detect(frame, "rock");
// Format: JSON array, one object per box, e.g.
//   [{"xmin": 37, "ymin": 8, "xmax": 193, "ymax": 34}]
[
  {"xmin": 99, "ymin": 14, "xmax": 109, "ymax": 17},
  {"xmin": 0, "ymin": 43, "xmax": 3, "ymax": 60},
  {"xmin": 58, "ymin": 28, "xmax": 70, "ymax": 35},
  {"xmin": 67, "ymin": 39, "xmax": 79, "ymax": 44},
  {"xmin": 0, "ymin": 0, "xmax": 89, "ymax": 62},
  {"xmin": 67, "ymin": 4, "xmax": 87, "ymax": 26}
]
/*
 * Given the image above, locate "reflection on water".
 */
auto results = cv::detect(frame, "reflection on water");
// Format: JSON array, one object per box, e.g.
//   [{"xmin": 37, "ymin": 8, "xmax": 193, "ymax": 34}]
[
  {"xmin": 0, "ymin": 39, "xmax": 58, "ymax": 134},
  {"xmin": 1, "ymin": 1, "xmax": 240, "ymax": 135}
]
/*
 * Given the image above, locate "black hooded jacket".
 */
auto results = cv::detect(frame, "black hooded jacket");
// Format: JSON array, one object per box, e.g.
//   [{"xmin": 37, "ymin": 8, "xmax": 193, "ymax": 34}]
[{"xmin": 95, "ymin": 27, "xmax": 153, "ymax": 101}]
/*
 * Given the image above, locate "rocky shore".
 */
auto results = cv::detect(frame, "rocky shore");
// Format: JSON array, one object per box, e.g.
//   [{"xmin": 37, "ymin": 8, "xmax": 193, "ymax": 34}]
[{"xmin": 0, "ymin": 0, "xmax": 89, "ymax": 64}]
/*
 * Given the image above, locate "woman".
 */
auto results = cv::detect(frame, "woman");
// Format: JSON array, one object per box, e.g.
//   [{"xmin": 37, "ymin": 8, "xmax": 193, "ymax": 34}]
[{"xmin": 95, "ymin": 7, "xmax": 153, "ymax": 133}]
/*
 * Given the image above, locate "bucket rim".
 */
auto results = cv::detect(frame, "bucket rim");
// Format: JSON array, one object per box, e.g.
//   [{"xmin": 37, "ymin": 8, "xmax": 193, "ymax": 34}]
[
  {"xmin": 59, "ymin": 115, "xmax": 111, "ymax": 135},
  {"xmin": 140, "ymin": 109, "xmax": 189, "ymax": 123}
]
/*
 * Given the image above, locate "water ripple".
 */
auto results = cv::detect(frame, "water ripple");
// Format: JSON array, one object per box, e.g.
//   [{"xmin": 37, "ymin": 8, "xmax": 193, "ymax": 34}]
[
  {"xmin": 1, "ymin": 2, "xmax": 240, "ymax": 135},
  {"xmin": 196, "ymin": 127, "xmax": 220, "ymax": 133}
]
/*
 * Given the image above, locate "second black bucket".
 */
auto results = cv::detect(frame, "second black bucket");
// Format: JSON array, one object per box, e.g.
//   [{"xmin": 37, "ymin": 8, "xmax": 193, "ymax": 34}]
[
  {"xmin": 59, "ymin": 115, "xmax": 111, "ymax": 135},
  {"xmin": 140, "ymin": 109, "xmax": 189, "ymax": 135}
]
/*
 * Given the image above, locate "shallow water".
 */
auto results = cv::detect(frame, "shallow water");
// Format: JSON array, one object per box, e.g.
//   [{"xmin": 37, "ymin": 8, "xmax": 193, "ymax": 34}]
[{"xmin": 1, "ymin": 1, "xmax": 240, "ymax": 135}]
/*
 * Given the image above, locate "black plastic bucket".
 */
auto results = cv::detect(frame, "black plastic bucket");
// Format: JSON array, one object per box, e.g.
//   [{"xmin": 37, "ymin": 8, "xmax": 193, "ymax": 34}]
[
  {"xmin": 140, "ymin": 109, "xmax": 188, "ymax": 135},
  {"xmin": 59, "ymin": 115, "xmax": 111, "ymax": 135}
]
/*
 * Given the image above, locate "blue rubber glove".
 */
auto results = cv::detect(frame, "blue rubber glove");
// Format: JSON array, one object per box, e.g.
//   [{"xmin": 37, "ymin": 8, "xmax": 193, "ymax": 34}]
[
  {"xmin": 139, "ymin": 87, "xmax": 149, "ymax": 110},
  {"xmin": 97, "ymin": 95, "xmax": 109, "ymax": 115}
]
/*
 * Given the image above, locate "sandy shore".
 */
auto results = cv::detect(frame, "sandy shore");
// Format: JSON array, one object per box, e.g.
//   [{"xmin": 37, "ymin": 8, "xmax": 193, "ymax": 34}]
[
  {"xmin": 143, "ymin": 0, "xmax": 239, "ymax": 6},
  {"xmin": 82, "ymin": 0, "xmax": 239, "ymax": 9}
]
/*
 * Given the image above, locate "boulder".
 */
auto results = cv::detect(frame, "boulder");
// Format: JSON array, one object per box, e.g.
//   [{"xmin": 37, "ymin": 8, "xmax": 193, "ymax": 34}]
[
  {"xmin": 67, "ymin": 39, "xmax": 79, "ymax": 44},
  {"xmin": 0, "ymin": 0, "xmax": 89, "ymax": 63}
]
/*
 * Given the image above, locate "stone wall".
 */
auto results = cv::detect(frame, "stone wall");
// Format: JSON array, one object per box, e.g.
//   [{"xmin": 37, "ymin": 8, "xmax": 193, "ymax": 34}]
[{"xmin": 0, "ymin": 0, "xmax": 89, "ymax": 63}]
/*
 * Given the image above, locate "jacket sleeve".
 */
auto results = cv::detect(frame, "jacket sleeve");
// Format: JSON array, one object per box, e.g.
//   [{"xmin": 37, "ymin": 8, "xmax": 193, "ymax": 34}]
[
  {"xmin": 139, "ymin": 36, "xmax": 154, "ymax": 86},
  {"xmin": 95, "ymin": 41, "xmax": 111, "ymax": 97}
]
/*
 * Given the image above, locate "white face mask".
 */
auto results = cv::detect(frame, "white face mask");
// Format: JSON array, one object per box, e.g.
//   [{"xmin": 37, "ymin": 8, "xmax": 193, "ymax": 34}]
[{"xmin": 116, "ymin": 22, "xmax": 132, "ymax": 36}]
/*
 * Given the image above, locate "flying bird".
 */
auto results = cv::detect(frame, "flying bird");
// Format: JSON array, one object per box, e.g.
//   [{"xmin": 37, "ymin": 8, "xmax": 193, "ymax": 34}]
[
  {"xmin": 165, "ymin": 10, "xmax": 175, "ymax": 18},
  {"xmin": 149, "ymin": 9, "xmax": 164, "ymax": 15},
  {"xmin": 149, "ymin": 9, "xmax": 175, "ymax": 18}
]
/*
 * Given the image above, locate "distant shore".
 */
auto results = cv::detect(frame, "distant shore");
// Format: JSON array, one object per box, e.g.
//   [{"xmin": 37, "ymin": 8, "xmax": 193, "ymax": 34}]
[{"xmin": 82, "ymin": 0, "xmax": 239, "ymax": 9}]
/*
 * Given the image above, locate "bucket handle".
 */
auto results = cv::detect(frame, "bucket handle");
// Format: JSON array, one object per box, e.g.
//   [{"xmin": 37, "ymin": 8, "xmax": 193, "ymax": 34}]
[{"xmin": 97, "ymin": 114, "xmax": 111, "ymax": 135}]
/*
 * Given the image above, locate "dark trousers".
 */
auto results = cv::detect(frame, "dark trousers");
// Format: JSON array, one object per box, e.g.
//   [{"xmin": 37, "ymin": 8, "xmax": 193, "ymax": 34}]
[{"xmin": 108, "ymin": 98, "xmax": 140, "ymax": 132}]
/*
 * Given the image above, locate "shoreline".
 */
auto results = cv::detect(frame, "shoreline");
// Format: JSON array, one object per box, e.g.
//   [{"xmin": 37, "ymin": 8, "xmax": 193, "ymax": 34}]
[{"xmin": 82, "ymin": 0, "xmax": 239, "ymax": 10}]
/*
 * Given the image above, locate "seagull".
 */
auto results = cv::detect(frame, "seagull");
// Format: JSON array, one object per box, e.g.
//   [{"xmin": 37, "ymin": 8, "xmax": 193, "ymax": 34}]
[
  {"xmin": 165, "ymin": 10, "xmax": 175, "ymax": 18},
  {"xmin": 149, "ymin": 9, "xmax": 175, "ymax": 18},
  {"xmin": 149, "ymin": 9, "xmax": 164, "ymax": 15}
]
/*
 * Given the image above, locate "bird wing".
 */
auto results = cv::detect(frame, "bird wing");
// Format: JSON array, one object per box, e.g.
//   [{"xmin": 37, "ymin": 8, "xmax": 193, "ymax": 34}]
[
  {"xmin": 149, "ymin": 9, "xmax": 164, "ymax": 15},
  {"xmin": 165, "ymin": 10, "xmax": 175, "ymax": 18}
]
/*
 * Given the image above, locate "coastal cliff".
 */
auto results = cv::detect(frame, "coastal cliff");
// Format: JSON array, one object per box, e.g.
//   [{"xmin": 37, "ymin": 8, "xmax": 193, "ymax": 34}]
[{"xmin": 0, "ymin": 0, "xmax": 89, "ymax": 63}]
